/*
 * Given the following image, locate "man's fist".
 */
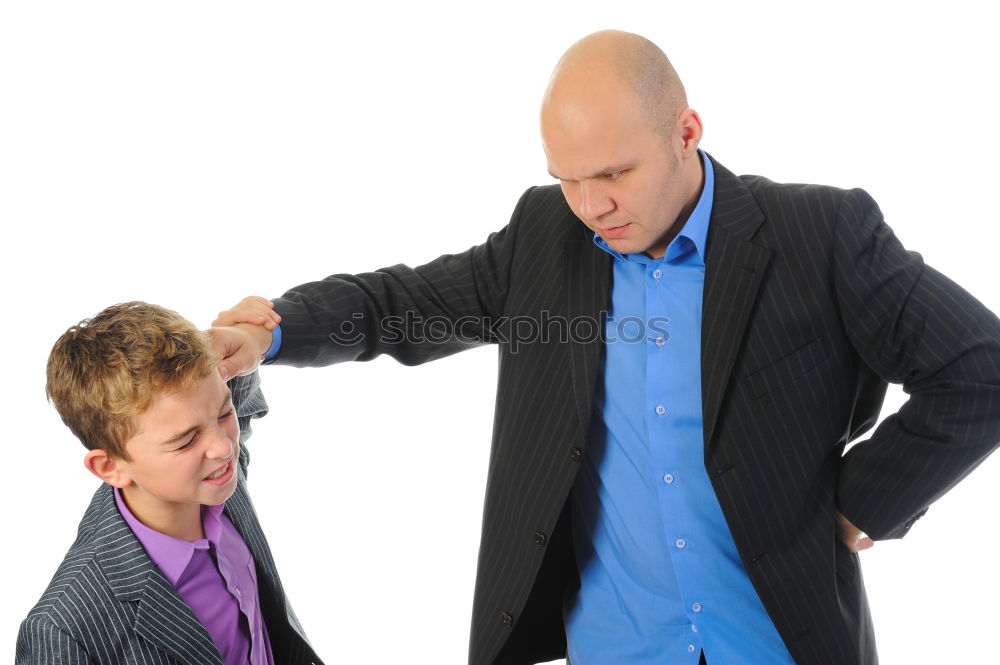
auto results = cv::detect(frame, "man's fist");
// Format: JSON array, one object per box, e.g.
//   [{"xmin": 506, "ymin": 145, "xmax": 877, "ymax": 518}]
[
  {"xmin": 207, "ymin": 323, "xmax": 274, "ymax": 381},
  {"xmin": 213, "ymin": 295, "xmax": 281, "ymax": 330}
]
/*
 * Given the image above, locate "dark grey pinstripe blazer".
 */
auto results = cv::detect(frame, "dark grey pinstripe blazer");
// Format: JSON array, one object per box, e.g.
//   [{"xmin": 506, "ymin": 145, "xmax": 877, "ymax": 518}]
[
  {"xmin": 16, "ymin": 372, "xmax": 323, "ymax": 665},
  {"xmin": 267, "ymin": 154, "xmax": 1000, "ymax": 665}
]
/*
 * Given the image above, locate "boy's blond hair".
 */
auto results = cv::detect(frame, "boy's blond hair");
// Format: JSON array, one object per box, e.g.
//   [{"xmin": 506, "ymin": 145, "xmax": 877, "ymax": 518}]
[{"xmin": 46, "ymin": 301, "xmax": 219, "ymax": 460}]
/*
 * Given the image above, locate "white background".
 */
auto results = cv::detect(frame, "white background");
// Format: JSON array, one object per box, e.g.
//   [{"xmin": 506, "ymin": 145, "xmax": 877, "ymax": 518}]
[{"xmin": 2, "ymin": 1, "xmax": 998, "ymax": 663}]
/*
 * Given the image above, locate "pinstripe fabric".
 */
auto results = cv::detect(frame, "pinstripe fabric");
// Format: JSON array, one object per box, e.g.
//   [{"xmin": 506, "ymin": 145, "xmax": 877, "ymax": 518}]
[
  {"xmin": 16, "ymin": 372, "xmax": 323, "ymax": 665},
  {"xmin": 268, "ymin": 154, "xmax": 1000, "ymax": 665}
]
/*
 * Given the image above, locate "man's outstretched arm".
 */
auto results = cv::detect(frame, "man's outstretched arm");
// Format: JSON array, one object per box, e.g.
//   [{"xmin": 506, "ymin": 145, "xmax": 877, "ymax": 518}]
[{"xmin": 208, "ymin": 186, "xmax": 536, "ymax": 379}]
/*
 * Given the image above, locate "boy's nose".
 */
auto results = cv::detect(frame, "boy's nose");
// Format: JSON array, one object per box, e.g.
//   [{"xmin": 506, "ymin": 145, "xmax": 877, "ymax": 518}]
[{"xmin": 205, "ymin": 431, "xmax": 233, "ymax": 459}]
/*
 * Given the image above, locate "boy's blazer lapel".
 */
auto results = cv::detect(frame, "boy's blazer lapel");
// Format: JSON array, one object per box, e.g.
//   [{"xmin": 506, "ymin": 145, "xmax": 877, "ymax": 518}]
[
  {"xmin": 223, "ymin": 459, "xmax": 291, "ymax": 620},
  {"xmin": 91, "ymin": 485, "xmax": 224, "ymax": 665}
]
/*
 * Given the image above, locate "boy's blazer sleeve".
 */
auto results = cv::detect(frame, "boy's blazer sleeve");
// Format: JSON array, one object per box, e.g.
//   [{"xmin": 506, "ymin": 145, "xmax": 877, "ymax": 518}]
[
  {"xmin": 833, "ymin": 188, "xmax": 1000, "ymax": 539},
  {"xmin": 227, "ymin": 370, "xmax": 269, "ymax": 475},
  {"xmin": 16, "ymin": 616, "xmax": 93, "ymax": 665}
]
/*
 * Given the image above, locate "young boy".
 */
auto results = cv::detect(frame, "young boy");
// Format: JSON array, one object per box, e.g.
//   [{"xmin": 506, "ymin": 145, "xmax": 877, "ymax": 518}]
[{"xmin": 16, "ymin": 302, "xmax": 323, "ymax": 665}]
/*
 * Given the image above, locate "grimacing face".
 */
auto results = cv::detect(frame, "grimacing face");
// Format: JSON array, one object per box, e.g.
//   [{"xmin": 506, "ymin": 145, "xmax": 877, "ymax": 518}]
[
  {"xmin": 114, "ymin": 371, "xmax": 240, "ymax": 521},
  {"xmin": 542, "ymin": 87, "xmax": 695, "ymax": 259}
]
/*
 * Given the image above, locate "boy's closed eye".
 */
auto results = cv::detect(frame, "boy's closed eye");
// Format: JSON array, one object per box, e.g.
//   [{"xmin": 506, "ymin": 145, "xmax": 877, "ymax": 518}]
[{"xmin": 173, "ymin": 407, "xmax": 235, "ymax": 452}]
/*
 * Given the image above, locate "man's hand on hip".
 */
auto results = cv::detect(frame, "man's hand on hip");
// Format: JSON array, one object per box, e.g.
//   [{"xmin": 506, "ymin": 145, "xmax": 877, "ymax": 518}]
[{"xmin": 835, "ymin": 510, "xmax": 875, "ymax": 553}]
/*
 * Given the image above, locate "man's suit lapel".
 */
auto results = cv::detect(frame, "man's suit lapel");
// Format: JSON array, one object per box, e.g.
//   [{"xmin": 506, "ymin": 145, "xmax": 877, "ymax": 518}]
[
  {"xmin": 92, "ymin": 485, "xmax": 224, "ymax": 665},
  {"xmin": 700, "ymin": 156, "xmax": 771, "ymax": 453},
  {"xmin": 564, "ymin": 234, "xmax": 613, "ymax": 434}
]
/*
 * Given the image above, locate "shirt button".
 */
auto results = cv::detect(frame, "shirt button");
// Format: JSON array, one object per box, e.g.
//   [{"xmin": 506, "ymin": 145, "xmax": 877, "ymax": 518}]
[
  {"xmin": 655, "ymin": 404, "xmax": 666, "ymax": 415},
  {"xmin": 652, "ymin": 269, "xmax": 663, "ymax": 279},
  {"xmin": 663, "ymin": 473, "xmax": 674, "ymax": 484},
  {"xmin": 654, "ymin": 336, "xmax": 666, "ymax": 346},
  {"xmin": 692, "ymin": 602, "xmax": 702, "ymax": 613},
  {"xmin": 691, "ymin": 624, "xmax": 698, "ymax": 632},
  {"xmin": 688, "ymin": 644, "xmax": 696, "ymax": 653},
  {"xmin": 675, "ymin": 539, "xmax": 686, "ymax": 549}
]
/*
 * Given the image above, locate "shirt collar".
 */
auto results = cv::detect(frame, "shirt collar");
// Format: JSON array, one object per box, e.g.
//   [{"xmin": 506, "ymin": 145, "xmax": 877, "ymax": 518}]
[
  {"xmin": 593, "ymin": 148, "xmax": 715, "ymax": 263},
  {"xmin": 114, "ymin": 487, "xmax": 225, "ymax": 586}
]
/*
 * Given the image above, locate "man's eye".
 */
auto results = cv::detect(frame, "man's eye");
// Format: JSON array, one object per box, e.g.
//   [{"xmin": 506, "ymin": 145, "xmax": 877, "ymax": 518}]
[
  {"xmin": 606, "ymin": 170, "xmax": 624, "ymax": 180},
  {"xmin": 220, "ymin": 409, "xmax": 234, "ymax": 420}
]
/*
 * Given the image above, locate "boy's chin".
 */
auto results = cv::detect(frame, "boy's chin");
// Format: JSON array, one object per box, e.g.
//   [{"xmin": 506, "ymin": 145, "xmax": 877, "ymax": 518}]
[{"xmin": 202, "ymin": 483, "xmax": 238, "ymax": 506}]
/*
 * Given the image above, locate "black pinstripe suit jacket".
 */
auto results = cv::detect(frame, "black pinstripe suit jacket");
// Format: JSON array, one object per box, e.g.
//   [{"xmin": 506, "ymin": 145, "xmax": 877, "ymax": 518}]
[
  {"xmin": 16, "ymin": 372, "xmax": 323, "ymax": 665},
  {"xmin": 267, "ymin": 154, "xmax": 1000, "ymax": 665}
]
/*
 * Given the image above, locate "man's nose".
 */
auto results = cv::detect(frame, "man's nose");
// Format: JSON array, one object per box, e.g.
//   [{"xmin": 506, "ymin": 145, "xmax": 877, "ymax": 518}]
[{"xmin": 578, "ymin": 180, "xmax": 614, "ymax": 221}]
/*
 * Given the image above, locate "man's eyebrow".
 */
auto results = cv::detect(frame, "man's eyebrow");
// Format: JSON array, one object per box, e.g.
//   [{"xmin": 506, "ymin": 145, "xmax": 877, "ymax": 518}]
[
  {"xmin": 548, "ymin": 166, "xmax": 632, "ymax": 181},
  {"xmin": 159, "ymin": 388, "xmax": 234, "ymax": 447}
]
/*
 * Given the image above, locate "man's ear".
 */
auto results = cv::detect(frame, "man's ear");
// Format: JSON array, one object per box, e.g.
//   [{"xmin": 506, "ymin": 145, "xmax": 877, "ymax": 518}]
[
  {"xmin": 676, "ymin": 108, "xmax": 703, "ymax": 156},
  {"xmin": 84, "ymin": 449, "xmax": 132, "ymax": 488}
]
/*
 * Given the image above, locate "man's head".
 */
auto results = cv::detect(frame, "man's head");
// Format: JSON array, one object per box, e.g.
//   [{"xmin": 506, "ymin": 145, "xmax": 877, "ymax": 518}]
[
  {"xmin": 540, "ymin": 30, "xmax": 705, "ymax": 258},
  {"xmin": 47, "ymin": 302, "xmax": 240, "ymax": 524}
]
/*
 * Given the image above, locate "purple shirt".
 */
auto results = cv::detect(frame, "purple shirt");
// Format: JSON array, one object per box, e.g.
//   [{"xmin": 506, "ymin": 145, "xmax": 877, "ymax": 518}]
[{"xmin": 114, "ymin": 488, "xmax": 275, "ymax": 665}]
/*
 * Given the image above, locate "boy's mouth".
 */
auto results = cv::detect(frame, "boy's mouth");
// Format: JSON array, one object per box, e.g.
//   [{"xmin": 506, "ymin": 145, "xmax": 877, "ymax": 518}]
[{"xmin": 204, "ymin": 459, "xmax": 233, "ymax": 484}]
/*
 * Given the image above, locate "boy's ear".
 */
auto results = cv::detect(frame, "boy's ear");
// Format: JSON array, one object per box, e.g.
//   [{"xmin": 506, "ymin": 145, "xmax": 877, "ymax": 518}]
[{"xmin": 84, "ymin": 449, "xmax": 132, "ymax": 488}]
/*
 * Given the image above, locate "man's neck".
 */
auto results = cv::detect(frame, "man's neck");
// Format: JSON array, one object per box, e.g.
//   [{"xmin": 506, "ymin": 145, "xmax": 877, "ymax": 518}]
[{"xmin": 644, "ymin": 154, "xmax": 706, "ymax": 259}]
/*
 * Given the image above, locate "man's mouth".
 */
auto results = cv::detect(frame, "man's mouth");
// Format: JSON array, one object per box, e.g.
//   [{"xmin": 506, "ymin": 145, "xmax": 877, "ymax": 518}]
[{"xmin": 599, "ymin": 223, "xmax": 631, "ymax": 239}]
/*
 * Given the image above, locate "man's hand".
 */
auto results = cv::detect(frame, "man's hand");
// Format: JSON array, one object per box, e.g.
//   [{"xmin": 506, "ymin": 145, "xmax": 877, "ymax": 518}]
[
  {"xmin": 207, "ymin": 323, "xmax": 274, "ymax": 381},
  {"xmin": 835, "ymin": 510, "xmax": 875, "ymax": 553},
  {"xmin": 213, "ymin": 296, "xmax": 281, "ymax": 330}
]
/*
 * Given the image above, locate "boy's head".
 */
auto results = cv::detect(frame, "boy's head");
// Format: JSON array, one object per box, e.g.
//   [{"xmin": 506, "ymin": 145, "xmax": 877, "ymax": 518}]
[{"xmin": 47, "ymin": 302, "xmax": 240, "ymax": 524}]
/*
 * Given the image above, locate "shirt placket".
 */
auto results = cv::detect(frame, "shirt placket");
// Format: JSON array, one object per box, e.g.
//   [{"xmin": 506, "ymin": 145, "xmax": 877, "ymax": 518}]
[{"xmin": 646, "ymin": 259, "xmax": 704, "ymax": 662}]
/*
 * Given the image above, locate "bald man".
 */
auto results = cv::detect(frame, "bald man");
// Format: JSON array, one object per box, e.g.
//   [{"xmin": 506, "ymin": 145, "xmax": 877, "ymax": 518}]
[{"xmin": 209, "ymin": 31, "xmax": 1000, "ymax": 665}]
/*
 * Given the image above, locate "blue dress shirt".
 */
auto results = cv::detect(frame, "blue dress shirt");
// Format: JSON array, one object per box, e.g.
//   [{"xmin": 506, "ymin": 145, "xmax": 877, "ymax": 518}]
[{"xmin": 564, "ymin": 151, "xmax": 796, "ymax": 664}]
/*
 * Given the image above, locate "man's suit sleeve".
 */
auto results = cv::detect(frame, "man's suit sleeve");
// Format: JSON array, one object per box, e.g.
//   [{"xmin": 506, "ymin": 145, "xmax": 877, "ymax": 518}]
[
  {"xmin": 267, "ymin": 187, "xmax": 533, "ymax": 368},
  {"xmin": 833, "ymin": 187, "xmax": 1000, "ymax": 540},
  {"xmin": 15, "ymin": 617, "xmax": 93, "ymax": 665}
]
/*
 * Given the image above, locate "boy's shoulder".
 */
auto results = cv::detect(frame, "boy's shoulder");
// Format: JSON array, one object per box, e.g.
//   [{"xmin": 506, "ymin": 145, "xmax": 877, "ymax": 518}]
[
  {"xmin": 17, "ymin": 483, "xmax": 153, "ymax": 659},
  {"xmin": 16, "ymin": 482, "xmax": 236, "ymax": 664}
]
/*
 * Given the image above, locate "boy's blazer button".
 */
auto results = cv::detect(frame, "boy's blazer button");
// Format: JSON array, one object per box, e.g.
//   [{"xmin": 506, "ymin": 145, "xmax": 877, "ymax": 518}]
[
  {"xmin": 501, "ymin": 611, "xmax": 514, "ymax": 627},
  {"xmin": 534, "ymin": 532, "xmax": 547, "ymax": 547},
  {"xmin": 570, "ymin": 447, "xmax": 582, "ymax": 463}
]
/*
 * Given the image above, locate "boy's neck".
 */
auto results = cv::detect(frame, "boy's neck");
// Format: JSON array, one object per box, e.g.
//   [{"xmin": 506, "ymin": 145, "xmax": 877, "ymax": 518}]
[{"xmin": 120, "ymin": 485, "xmax": 205, "ymax": 542}]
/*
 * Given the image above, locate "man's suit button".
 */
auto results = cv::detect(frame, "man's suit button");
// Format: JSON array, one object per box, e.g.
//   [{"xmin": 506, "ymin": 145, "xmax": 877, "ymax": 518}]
[
  {"xmin": 501, "ymin": 611, "xmax": 514, "ymax": 628},
  {"xmin": 534, "ymin": 532, "xmax": 547, "ymax": 547},
  {"xmin": 570, "ymin": 447, "xmax": 582, "ymax": 463}
]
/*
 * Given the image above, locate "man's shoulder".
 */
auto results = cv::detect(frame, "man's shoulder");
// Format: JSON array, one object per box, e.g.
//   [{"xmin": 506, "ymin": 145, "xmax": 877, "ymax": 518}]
[
  {"xmin": 740, "ymin": 172, "xmax": 857, "ymax": 213},
  {"xmin": 735, "ymin": 171, "xmax": 879, "ymax": 244},
  {"xmin": 503, "ymin": 183, "xmax": 590, "ymax": 256},
  {"xmin": 518, "ymin": 184, "xmax": 578, "ymax": 228}
]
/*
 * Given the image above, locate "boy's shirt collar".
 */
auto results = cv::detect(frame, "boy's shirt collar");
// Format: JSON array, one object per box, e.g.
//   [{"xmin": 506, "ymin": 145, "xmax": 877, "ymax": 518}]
[{"xmin": 113, "ymin": 487, "xmax": 226, "ymax": 586}]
